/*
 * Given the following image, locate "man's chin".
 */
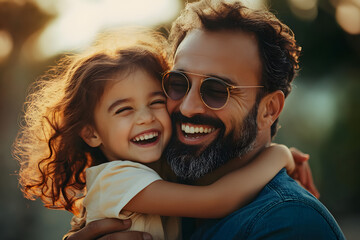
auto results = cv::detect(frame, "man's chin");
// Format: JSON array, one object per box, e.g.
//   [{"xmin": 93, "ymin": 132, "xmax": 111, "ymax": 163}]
[
  {"xmin": 176, "ymin": 134, "xmax": 217, "ymax": 157},
  {"xmin": 164, "ymin": 129, "xmax": 231, "ymax": 181},
  {"xmin": 165, "ymin": 133, "xmax": 256, "ymax": 182},
  {"xmin": 165, "ymin": 106, "xmax": 258, "ymax": 181}
]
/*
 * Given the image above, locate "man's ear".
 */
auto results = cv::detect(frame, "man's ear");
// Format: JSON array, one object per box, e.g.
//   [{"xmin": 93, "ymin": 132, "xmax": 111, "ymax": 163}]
[
  {"xmin": 257, "ymin": 90, "xmax": 285, "ymax": 130},
  {"xmin": 80, "ymin": 125, "xmax": 102, "ymax": 147}
]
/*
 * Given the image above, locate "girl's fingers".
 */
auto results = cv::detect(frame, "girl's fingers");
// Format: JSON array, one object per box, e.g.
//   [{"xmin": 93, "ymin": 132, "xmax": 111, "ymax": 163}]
[
  {"xmin": 299, "ymin": 163, "xmax": 308, "ymax": 187},
  {"xmin": 97, "ymin": 231, "xmax": 153, "ymax": 240},
  {"xmin": 305, "ymin": 164, "xmax": 320, "ymax": 199},
  {"xmin": 67, "ymin": 218, "xmax": 132, "ymax": 240},
  {"xmin": 290, "ymin": 147, "xmax": 310, "ymax": 163}
]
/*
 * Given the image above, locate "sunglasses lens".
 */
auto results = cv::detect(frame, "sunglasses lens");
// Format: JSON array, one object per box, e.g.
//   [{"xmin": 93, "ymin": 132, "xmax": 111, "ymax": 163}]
[
  {"xmin": 200, "ymin": 79, "xmax": 228, "ymax": 109},
  {"xmin": 163, "ymin": 72, "xmax": 188, "ymax": 100}
]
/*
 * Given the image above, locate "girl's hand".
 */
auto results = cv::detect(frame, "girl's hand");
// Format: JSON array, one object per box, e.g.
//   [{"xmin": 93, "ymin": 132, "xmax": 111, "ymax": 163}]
[
  {"xmin": 289, "ymin": 147, "xmax": 320, "ymax": 199},
  {"xmin": 66, "ymin": 218, "xmax": 152, "ymax": 240}
]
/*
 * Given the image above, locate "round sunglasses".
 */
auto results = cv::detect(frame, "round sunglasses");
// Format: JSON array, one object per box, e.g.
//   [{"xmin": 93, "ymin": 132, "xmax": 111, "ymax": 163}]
[{"xmin": 162, "ymin": 70, "xmax": 264, "ymax": 110}]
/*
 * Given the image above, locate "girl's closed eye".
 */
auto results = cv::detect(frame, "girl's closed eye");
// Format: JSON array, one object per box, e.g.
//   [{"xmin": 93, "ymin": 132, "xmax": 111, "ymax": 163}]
[
  {"xmin": 151, "ymin": 99, "xmax": 166, "ymax": 105},
  {"xmin": 150, "ymin": 98, "xmax": 166, "ymax": 108},
  {"xmin": 115, "ymin": 106, "xmax": 133, "ymax": 115}
]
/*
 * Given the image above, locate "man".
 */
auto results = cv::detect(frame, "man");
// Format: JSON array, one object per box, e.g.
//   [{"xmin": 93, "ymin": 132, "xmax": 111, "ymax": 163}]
[{"xmin": 66, "ymin": 1, "xmax": 344, "ymax": 239}]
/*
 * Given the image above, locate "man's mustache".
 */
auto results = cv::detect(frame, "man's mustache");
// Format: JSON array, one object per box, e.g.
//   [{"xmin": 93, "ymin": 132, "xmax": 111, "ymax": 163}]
[{"xmin": 170, "ymin": 112, "xmax": 224, "ymax": 128}]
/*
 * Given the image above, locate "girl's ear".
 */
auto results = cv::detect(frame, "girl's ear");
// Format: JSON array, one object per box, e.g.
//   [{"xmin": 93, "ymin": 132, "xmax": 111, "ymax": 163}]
[
  {"xmin": 80, "ymin": 125, "xmax": 102, "ymax": 147},
  {"xmin": 257, "ymin": 90, "xmax": 285, "ymax": 130}
]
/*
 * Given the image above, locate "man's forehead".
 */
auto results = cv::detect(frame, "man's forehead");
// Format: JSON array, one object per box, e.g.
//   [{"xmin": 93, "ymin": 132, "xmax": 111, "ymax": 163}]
[
  {"xmin": 173, "ymin": 29, "xmax": 262, "ymax": 85},
  {"xmin": 176, "ymin": 29, "xmax": 257, "ymax": 53}
]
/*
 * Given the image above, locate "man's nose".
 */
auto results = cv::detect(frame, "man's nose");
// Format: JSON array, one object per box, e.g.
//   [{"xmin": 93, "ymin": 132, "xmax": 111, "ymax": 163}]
[
  {"xmin": 179, "ymin": 84, "xmax": 206, "ymax": 117},
  {"xmin": 136, "ymin": 107, "xmax": 155, "ymax": 125}
]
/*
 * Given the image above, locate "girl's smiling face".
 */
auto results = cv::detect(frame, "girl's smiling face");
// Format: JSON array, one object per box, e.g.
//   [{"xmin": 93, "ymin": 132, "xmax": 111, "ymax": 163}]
[{"xmin": 82, "ymin": 68, "xmax": 172, "ymax": 163}]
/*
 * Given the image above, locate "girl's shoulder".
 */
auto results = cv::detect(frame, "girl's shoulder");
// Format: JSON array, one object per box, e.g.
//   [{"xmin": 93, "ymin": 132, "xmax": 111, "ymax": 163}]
[{"xmin": 86, "ymin": 160, "xmax": 161, "ymax": 186}]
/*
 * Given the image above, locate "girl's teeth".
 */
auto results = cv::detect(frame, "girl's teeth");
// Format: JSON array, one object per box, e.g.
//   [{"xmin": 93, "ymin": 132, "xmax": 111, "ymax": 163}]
[{"xmin": 132, "ymin": 132, "xmax": 158, "ymax": 142}]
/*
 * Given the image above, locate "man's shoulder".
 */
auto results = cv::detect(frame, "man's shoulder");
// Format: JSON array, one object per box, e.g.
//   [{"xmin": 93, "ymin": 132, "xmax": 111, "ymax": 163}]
[
  {"xmin": 191, "ymin": 169, "xmax": 345, "ymax": 240},
  {"xmin": 232, "ymin": 169, "xmax": 345, "ymax": 239},
  {"xmin": 256, "ymin": 168, "xmax": 318, "ymax": 206},
  {"xmin": 228, "ymin": 169, "xmax": 318, "ymax": 224}
]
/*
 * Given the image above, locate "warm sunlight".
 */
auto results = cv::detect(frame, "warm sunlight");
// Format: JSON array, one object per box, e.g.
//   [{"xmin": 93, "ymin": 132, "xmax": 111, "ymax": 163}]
[
  {"xmin": 239, "ymin": 0, "xmax": 266, "ymax": 10},
  {"xmin": 288, "ymin": 0, "xmax": 318, "ymax": 21},
  {"xmin": 32, "ymin": 0, "xmax": 181, "ymax": 59},
  {"xmin": 336, "ymin": 2, "xmax": 360, "ymax": 35},
  {"xmin": 0, "ymin": 30, "xmax": 13, "ymax": 63}
]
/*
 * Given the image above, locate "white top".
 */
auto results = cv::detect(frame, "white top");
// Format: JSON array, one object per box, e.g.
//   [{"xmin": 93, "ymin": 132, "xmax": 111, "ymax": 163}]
[{"xmin": 83, "ymin": 160, "xmax": 179, "ymax": 240}]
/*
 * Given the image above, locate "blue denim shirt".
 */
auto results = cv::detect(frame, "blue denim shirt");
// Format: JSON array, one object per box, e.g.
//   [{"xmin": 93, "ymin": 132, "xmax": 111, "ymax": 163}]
[{"xmin": 187, "ymin": 169, "xmax": 345, "ymax": 240}]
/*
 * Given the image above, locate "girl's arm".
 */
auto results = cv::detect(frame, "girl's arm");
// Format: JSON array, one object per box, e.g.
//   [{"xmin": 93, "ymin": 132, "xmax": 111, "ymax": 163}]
[{"xmin": 124, "ymin": 144, "xmax": 294, "ymax": 218}]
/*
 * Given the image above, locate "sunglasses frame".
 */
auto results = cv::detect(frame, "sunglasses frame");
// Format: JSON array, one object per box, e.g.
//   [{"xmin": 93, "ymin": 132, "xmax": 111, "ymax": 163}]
[{"xmin": 162, "ymin": 70, "xmax": 264, "ymax": 110}]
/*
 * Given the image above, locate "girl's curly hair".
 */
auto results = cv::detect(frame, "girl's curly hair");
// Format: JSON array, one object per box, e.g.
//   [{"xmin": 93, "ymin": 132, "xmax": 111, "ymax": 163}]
[{"xmin": 13, "ymin": 28, "xmax": 170, "ymax": 215}]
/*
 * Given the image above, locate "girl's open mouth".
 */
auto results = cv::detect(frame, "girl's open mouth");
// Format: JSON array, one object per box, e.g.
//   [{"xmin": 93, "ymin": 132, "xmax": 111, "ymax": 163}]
[{"xmin": 131, "ymin": 131, "xmax": 160, "ymax": 146}]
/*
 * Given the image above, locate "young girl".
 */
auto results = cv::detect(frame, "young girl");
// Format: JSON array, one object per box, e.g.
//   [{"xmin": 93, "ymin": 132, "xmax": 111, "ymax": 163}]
[{"xmin": 14, "ymin": 28, "xmax": 294, "ymax": 240}]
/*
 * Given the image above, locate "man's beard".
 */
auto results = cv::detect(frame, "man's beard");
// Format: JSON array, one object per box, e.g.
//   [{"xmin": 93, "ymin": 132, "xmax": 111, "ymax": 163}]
[{"xmin": 163, "ymin": 103, "xmax": 259, "ymax": 181}]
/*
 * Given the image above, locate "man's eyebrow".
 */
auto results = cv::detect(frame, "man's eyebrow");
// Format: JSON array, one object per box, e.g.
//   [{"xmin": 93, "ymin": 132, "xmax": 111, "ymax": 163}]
[
  {"xmin": 175, "ymin": 69, "xmax": 235, "ymax": 85},
  {"xmin": 208, "ymin": 74, "xmax": 235, "ymax": 85},
  {"xmin": 108, "ymin": 98, "xmax": 130, "ymax": 113}
]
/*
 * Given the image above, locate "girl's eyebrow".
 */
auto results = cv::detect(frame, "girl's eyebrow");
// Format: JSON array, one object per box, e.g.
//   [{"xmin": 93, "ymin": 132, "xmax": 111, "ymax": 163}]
[
  {"xmin": 151, "ymin": 91, "xmax": 166, "ymax": 97},
  {"xmin": 108, "ymin": 98, "xmax": 130, "ymax": 113}
]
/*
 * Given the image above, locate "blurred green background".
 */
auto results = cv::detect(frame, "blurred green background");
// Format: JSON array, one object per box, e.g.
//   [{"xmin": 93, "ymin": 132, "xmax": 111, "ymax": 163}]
[{"xmin": 1, "ymin": 0, "xmax": 359, "ymax": 239}]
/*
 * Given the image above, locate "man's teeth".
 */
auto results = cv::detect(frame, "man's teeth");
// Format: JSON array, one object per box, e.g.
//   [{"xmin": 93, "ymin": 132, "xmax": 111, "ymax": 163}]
[
  {"xmin": 132, "ymin": 132, "xmax": 158, "ymax": 142},
  {"xmin": 181, "ymin": 124, "xmax": 215, "ymax": 134}
]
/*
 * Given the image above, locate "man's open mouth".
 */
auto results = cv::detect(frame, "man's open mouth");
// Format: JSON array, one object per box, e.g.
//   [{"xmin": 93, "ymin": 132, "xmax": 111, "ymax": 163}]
[
  {"xmin": 170, "ymin": 112, "xmax": 223, "ymax": 144},
  {"xmin": 180, "ymin": 123, "xmax": 217, "ymax": 139}
]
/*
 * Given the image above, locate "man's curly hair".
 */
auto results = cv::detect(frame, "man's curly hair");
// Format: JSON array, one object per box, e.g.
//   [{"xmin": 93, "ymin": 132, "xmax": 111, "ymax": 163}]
[{"xmin": 169, "ymin": 0, "xmax": 301, "ymax": 137}]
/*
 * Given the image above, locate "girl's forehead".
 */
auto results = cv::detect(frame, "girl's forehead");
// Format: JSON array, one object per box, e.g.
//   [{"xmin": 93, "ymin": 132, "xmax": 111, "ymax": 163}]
[{"xmin": 104, "ymin": 68, "xmax": 162, "ymax": 95}]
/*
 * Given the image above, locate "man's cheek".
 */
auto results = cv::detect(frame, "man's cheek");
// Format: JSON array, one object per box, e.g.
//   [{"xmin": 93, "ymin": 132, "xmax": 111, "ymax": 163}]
[
  {"xmin": 166, "ymin": 98, "xmax": 178, "ymax": 113},
  {"xmin": 222, "ymin": 119, "xmax": 233, "ymax": 137}
]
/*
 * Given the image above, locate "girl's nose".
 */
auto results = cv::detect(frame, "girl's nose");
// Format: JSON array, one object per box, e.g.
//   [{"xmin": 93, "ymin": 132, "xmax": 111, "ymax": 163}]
[{"xmin": 136, "ymin": 107, "xmax": 155, "ymax": 125}]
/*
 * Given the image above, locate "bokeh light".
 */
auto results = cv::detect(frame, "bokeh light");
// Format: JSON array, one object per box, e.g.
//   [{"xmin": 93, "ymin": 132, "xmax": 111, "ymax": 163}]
[
  {"xmin": 32, "ymin": 0, "xmax": 181, "ymax": 59},
  {"xmin": 288, "ymin": 0, "xmax": 318, "ymax": 20},
  {"xmin": 236, "ymin": 0, "xmax": 265, "ymax": 9},
  {"xmin": 336, "ymin": 2, "xmax": 360, "ymax": 34},
  {"xmin": 0, "ymin": 30, "xmax": 13, "ymax": 62}
]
